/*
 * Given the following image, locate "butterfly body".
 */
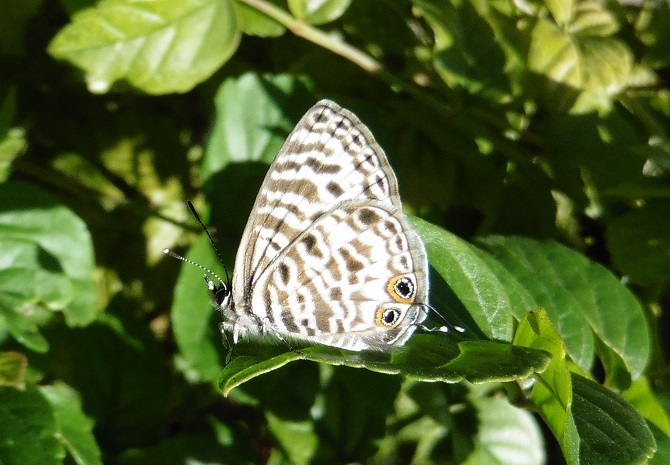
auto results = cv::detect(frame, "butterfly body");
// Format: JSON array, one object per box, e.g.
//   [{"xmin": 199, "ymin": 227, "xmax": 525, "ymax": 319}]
[{"xmin": 214, "ymin": 100, "xmax": 429, "ymax": 351}]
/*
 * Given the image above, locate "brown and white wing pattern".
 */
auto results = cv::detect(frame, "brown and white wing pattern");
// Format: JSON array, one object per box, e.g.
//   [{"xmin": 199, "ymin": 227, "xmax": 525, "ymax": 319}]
[{"xmin": 222, "ymin": 100, "xmax": 429, "ymax": 351}]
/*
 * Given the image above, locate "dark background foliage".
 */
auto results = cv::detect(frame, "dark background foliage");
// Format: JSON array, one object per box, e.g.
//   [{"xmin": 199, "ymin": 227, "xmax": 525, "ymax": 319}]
[{"xmin": 0, "ymin": 0, "xmax": 669, "ymax": 464}]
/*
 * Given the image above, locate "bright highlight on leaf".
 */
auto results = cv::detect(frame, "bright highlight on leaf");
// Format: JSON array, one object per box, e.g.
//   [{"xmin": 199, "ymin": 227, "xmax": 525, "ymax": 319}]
[{"xmin": 48, "ymin": 0, "xmax": 241, "ymax": 94}]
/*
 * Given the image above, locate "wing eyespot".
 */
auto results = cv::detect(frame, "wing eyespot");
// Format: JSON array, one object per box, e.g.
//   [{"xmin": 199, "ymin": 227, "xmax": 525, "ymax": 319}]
[
  {"xmin": 387, "ymin": 275, "xmax": 416, "ymax": 304},
  {"xmin": 375, "ymin": 306, "xmax": 403, "ymax": 328}
]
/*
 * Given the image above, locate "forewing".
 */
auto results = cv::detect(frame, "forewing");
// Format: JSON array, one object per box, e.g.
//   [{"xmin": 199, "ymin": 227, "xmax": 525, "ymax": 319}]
[
  {"xmin": 250, "ymin": 201, "xmax": 429, "ymax": 351},
  {"xmin": 233, "ymin": 100, "xmax": 401, "ymax": 299}
]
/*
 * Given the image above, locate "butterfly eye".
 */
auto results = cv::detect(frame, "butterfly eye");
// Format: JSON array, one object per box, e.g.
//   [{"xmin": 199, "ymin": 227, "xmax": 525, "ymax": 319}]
[
  {"xmin": 387, "ymin": 275, "xmax": 416, "ymax": 304},
  {"xmin": 375, "ymin": 306, "xmax": 402, "ymax": 328}
]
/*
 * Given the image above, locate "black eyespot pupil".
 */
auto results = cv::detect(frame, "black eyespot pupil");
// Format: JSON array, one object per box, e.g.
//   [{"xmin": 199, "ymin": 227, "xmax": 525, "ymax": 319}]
[
  {"xmin": 395, "ymin": 278, "xmax": 413, "ymax": 299},
  {"xmin": 383, "ymin": 309, "xmax": 397, "ymax": 325}
]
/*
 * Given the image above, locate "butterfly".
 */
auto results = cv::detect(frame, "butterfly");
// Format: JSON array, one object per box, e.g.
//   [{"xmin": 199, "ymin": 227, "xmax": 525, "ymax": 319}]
[{"xmin": 169, "ymin": 100, "xmax": 430, "ymax": 351}]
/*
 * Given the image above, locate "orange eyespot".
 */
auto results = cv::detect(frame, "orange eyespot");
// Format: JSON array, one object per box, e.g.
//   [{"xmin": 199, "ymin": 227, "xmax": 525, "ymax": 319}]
[
  {"xmin": 387, "ymin": 275, "xmax": 416, "ymax": 304},
  {"xmin": 375, "ymin": 306, "xmax": 403, "ymax": 328}
]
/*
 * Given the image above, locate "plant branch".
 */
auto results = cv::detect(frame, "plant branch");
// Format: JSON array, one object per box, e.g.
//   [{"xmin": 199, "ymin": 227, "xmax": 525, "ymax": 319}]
[{"xmin": 237, "ymin": 0, "xmax": 438, "ymax": 107}]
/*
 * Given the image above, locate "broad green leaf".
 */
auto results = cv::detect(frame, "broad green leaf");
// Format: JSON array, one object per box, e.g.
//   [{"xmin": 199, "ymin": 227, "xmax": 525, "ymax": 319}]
[
  {"xmin": 219, "ymin": 336, "xmax": 549, "ymax": 396},
  {"xmin": 288, "ymin": 0, "xmax": 351, "ymax": 25},
  {"xmin": 48, "ymin": 0, "xmax": 241, "ymax": 94},
  {"xmin": 529, "ymin": 1, "xmax": 633, "ymax": 97},
  {"xmin": 462, "ymin": 397, "xmax": 545, "ymax": 465},
  {"xmin": 41, "ymin": 383, "xmax": 103, "ymax": 465},
  {"xmin": 606, "ymin": 201, "xmax": 670, "ymax": 285},
  {"xmin": 472, "ymin": 248, "xmax": 539, "ymax": 321},
  {"xmin": 0, "ymin": 182, "xmax": 96, "ymax": 351},
  {"xmin": 203, "ymin": 72, "xmax": 314, "ymax": 182},
  {"xmin": 412, "ymin": 217, "xmax": 515, "ymax": 341},
  {"xmin": 479, "ymin": 236, "xmax": 649, "ymax": 385},
  {"xmin": 0, "ymin": 385, "xmax": 63, "ymax": 465},
  {"xmin": 266, "ymin": 411, "xmax": 318, "ymax": 465},
  {"xmin": 171, "ymin": 234, "xmax": 228, "ymax": 384},
  {"xmin": 0, "ymin": 351, "xmax": 27, "ymax": 389},
  {"xmin": 572, "ymin": 373, "xmax": 656, "ymax": 465}
]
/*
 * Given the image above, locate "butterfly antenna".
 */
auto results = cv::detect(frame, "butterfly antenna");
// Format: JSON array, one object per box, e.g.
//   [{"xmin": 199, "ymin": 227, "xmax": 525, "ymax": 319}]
[
  {"xmin": 186, "ymin": 201, "xmax": 231, "ymax": 285},
  {"xmin": 419, "ymin": 303, "xmax": 466, "ymax": 334},
  {"xmin": 162, "ymin": 248, "xmax": 227, "ymax": 287}
]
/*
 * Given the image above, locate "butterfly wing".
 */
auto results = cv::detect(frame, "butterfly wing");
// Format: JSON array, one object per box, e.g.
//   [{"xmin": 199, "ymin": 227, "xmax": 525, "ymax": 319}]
[
  {"xmin": 251, "ymin": 201, "xmax": 429, "ymax": 351},
  {"xmin": 228, "ymin": 100, "xmax": 428, "ymax": 350},
  {"xmin": 232, "ymin": 100, "xmax": 402, "ymax": 303}
]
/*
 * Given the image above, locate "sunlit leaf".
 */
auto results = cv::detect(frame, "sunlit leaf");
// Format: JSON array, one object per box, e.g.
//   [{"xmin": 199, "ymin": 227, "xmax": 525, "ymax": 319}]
[{"xmin": 48, "ymin": 0, "xmax": 241, "ymax": 94}]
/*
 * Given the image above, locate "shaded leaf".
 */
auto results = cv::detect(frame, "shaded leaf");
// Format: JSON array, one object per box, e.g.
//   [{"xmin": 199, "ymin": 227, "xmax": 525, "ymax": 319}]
[
  {"xmin": 0, "ymin": 182, "xmax": 96, "ymax": 351},
  {"xmin": 479, "ymin": 235, "xmax": 649, "ymax": 385},
  {"xmin": 0, "ymin": 385, "xmax": 63, "ymax": 465},
  {"xmin": 606, "ymin": 201, "xmax": 670, "ymax": 286},
  {"xmin": 572, "ymin": 373, "xmax": 656, "ymax": 465},
  {"xmin": 0, "ymin": 351, "xmax": 27, "ymax": 389},
  {"xmin": 41, "ymin": 383, "xmax": 103, "ymax": 465}
]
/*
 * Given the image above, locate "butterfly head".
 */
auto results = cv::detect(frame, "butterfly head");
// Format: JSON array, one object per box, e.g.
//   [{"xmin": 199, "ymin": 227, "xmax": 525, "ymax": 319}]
[{"xmin": 205, "ymin": 275, "xmax": 232, "ymax": 310}]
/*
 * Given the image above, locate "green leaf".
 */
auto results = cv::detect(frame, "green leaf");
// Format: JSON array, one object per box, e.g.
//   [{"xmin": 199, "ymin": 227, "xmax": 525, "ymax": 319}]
[
  {"xmin": 238, "ymin": 0, "xmax": 285, "ymax": 37},
  {"xmin": 572, "ymin": 373, "xmax": 656, "ymax": 465},
  {"xmin": 462, "ymin": 397, "xmax": 545, "ymax": 465},
  {"xmin": 528, "ymin": 1, "xmax": 633, "ymax": 97},
  {"xmin": 41, "ymin": 383, "xmax": 103, "ymax": 465},
  {"xmin": 0, "ymin": 182, "xmax": 96, "ymax": 351},
  {"xmin": 413, "ymin": 0, "xmax": 511, "ymax": 100},
  {"xmin": 288, "ymin": 0, "xmax": 351, "ymax": 25},
  {"xmin": 411, "ymin": 217, "xmax": 515, "ymax": 341},
  {"xmin": 648, "ymin": 422, "xmax": 670, "ymax": 465},
  {"xmin": 262, "ymin": 365, "xmax": 400, "ymax": 464},
  {"xmin": 202, "ymin": 73, "xmax": 314, "ymax": 234},
  {"xmin": 516, "ymin": 310, "xmax": 656, "ymax": 464},
  {"xmin": 203, "ymin": 72, "xmax": 314, "ymax": 182},
  {"xmin": 0, "ymin": 351, "xmax": 27, "ymax": 389},
  {"xmin": 606, "ymin": 201, "xmax": 670, "ymax": 286},
  {"xmin": 48, "ymin": 0, "xmax": 241, "ymax": 94},
  {"xmin": 0, "ymin": 385, "xmax": 63, "ymax": 465},
  {"xmin": 219, "ymin": 336, "xmax": 549, "ymax": 396},
  {"xmin": 479, "ymin": 236, "xmax": 650, "ymax": 385},
  {"xmin": 0, "ymin": 127, "xmax": 25, "ymax": 183},
  {"xmin": 515, "ymin": 309, "xmax": 578, "ymax": 464},
  {"xmin": 32, "ymin": 307, "xmax": 172, "ymax": 452}
]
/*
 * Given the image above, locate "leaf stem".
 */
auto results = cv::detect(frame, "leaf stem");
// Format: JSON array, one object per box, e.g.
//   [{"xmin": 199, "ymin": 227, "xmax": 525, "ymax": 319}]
[{"xmin": 237, "ymin": 0, "xmax": 436, "ymax": 107}]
